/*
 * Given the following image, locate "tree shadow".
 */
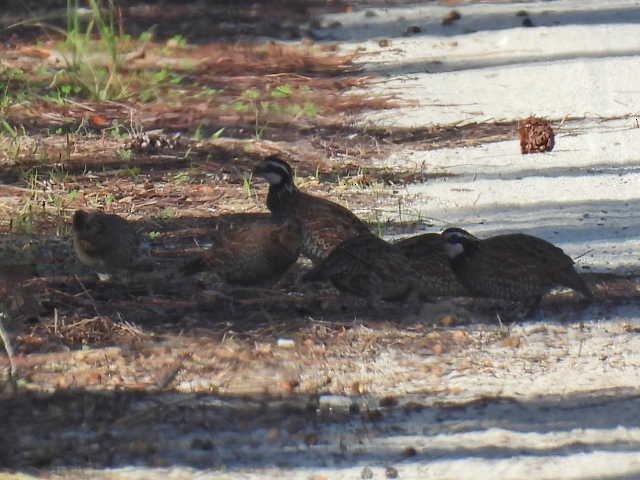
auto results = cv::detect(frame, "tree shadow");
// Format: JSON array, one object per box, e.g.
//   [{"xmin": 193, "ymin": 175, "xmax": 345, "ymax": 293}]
[
  {"xmin": 0, "ymin": 0, "xmax": 348, "ymax": 43},
  {"xmin": 314, "ymin": 5, "xmax": 640, "ymax": 42},
  {"xmin": 366, "ymin": 48, "xmax": 640, "ymax": 76},
  {"xmin": 312, "ymin": 4, "xmax": 640, "ymax": 78},
  {"xmin": 424, "ymin": 197, "xmax": 640, "ymax": 249},
  {"xmin": 3, "ymin": 386, "xmax": 640, "ymax": 471}
]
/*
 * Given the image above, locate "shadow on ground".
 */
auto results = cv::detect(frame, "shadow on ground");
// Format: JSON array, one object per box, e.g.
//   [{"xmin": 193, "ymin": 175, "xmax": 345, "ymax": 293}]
[
  {"xmin": 314, "ymin": 5, "xmax": 640, "ymax": 42},
  {"xmin": 3, "ymin": 386, "xmax": 640, "ymax": 470}
]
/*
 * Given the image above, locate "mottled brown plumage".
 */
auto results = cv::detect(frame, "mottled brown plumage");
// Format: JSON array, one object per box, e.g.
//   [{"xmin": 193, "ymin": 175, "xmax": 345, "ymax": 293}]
[
  {"xmin": 303, "ymin": 233, "xmax": 420, "ymax": 304},
  {"xmin": 518, "ymin": 116, "xmax": 555, "ymax": 154},
  {"xmin": 72, "ymin": 210, "xmax": 151, "ymax": 278},
  {"xmin": 181, "ymin": 218, "xmax": 302, "ymax": 286},
  {"xmin": 252, "ymin": 156, "xmax": 371, "ymax": 265},
  {"xmin": 442, "ymin": 228, "xmax": 592, "ymax": 305},
  {"xmin": 394, "ymin": 233, "xmax": 469, "ymax": 297}
]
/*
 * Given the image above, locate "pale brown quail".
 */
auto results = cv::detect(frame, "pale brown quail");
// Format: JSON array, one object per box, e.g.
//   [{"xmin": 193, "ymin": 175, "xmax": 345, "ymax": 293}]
[
  {"xmin": 181, "ymin": 217, "xmax": 302, "ymax": 286},
  {"xmin": 72, "ymin": 209, "xmax": 152, "ymax": 280}
]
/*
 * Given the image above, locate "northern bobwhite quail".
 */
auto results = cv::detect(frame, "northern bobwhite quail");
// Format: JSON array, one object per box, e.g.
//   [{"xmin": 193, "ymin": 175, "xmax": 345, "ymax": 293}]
[
  {"xmin": 303, "ymin": 233, "xmax": 421, "ymax": 305},
  {"xmin": 394, "ymin": 232, "xmax": 470, "ymax": 297},
  {"xmin": 252, "ymin": 155, "xmax": 371, "ymax": 264},
  {"xmin": 72, "ymin": 210, "xmax": 152, "ymax": 280},
  {"xmin": 181, "ymin": 217, "xmax": 302, "ymax": 286},
  {"xmin": 441, "ymin": 227, "xmax": 592, "ymax": 306}
]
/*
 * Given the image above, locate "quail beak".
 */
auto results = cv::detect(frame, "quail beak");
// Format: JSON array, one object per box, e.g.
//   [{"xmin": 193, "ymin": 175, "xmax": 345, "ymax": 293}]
[{"xmin": 251, "ymin": 165, "xmax": 283, "ymax": 186}]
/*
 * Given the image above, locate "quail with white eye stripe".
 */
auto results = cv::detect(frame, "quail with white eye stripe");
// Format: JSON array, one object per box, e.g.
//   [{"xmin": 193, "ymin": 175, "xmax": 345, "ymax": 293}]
[
  {"xmin": 252, "ymin": 155, "xmax": 371, "ymax": 265},
  {"xmin": 441, "ymin": 227, "xmax": 592, "ymax": 309}
]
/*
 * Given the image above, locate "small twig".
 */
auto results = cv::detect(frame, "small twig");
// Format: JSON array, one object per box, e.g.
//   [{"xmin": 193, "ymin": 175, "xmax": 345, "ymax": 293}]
[
  {"xmin": 63, "ymin": 98, "xmax": 96, "ymax": 112},
  {"xmin": 0, "ymin": 311, "xmax": 17, "ymax": 384},
  {"xmin": 574, "ymin": 249, "xmax": 594, "ymax": 261},
  {"xmin": 131, "ymin": 200, "xmax": 158, "ymax": 209},
  {"xmin": 74, "ymin": 274, "xmax": 100, "ymax": 316},
  {"xmin": 264, "ymin": 73, "xmax": 313, "ymax": 80},
  {"xmin": 156, "ymin": 363, "xmax": 182, "ymax": 390}
]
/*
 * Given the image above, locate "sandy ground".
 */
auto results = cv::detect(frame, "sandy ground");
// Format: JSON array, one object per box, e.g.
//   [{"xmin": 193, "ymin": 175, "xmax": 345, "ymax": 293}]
[{"xmin": 6, "ymin": 1, "xmax": 640, "ymax": 479}]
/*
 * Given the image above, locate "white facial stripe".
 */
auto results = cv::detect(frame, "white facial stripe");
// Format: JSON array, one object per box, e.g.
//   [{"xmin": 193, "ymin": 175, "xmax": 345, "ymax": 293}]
[
  {"xmin": 266, "ymin": 161, "xmax": 291, "ymax": 178},
  {"xmin": 262, "ymin": 171, "xmax": 284, "ymax": 185},
  {"xmin": 443, "ymin": 241, "xmax": 465, "ymax": 259}
]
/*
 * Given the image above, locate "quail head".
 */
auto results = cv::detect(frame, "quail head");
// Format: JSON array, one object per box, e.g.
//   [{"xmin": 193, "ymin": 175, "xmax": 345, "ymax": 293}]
[
  {"xmin": 72, "ymin": 210, "xmax": 152, "ymax": 281},
  {"xmin": 252, "ymin": 155, "xmax": 371, "ymax": 265},
  {"xmin": 441, "ymin": 227, "xmax": 592, "ymax": 307},
  {"xmin": 181, "ymin": 217, "xmax": 302, "ymax": 286}
]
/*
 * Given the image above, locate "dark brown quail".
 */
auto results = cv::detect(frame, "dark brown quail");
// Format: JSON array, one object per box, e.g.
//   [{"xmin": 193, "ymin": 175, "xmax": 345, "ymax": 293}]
[
  {"xmin": 252, "ymin": 155, "xmax": 371, "ymax": 265},
  {"xmin": 72, "ymin": 209, "xmax": 152, "ymax": 280},
  {"xmin": 441, "ymin": 227, "xmax": 592, "ymax": 307},
  {"xmin": 303, "ymin": 233, "xmax": 421, "ymax": 305},
  {"xmin": 181, "ymin": 217, "xmax": 302, "ymax": 286},
  {"xmin": 395, "ymin": 232, "xmax": 470, "ymax": 297}
]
